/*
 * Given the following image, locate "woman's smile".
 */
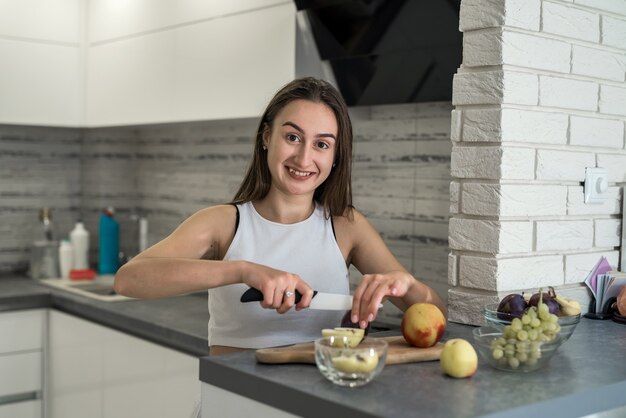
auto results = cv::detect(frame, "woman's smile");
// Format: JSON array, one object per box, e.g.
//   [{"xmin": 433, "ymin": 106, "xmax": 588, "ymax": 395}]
[{"xmin": 287, "ymin": 166, "xmax": 315, "ymax": 179}]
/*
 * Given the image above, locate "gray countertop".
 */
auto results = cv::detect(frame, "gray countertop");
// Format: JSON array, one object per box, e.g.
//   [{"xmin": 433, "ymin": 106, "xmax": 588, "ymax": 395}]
[
  {"xmin": 200, "ymin": 317, "xmax": 626, "ymax": 418},
  {"xmin": 4, "ymin": 274, "xmax": 626, "ymax": 417},
  {"xmin": 0, "ymin": 274, "xmax": 209, "ymax": 356}
]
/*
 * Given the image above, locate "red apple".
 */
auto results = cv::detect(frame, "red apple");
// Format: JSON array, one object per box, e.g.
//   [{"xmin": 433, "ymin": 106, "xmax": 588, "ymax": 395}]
[{"xmin": 401, "ymin": 303, "xmax": 446, "ymax": 348}]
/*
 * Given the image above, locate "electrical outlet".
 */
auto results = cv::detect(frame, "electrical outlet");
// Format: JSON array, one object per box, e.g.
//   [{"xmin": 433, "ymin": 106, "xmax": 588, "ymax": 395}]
[{"xmin": 584, "ymin": 167, "xmax": 608, "ymax": 204}]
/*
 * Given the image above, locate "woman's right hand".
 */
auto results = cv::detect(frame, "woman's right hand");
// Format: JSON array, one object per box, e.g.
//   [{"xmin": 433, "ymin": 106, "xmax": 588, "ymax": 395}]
[{"xmin": 241, "ymin": 262, "xmax": 315, "ymax": 314}]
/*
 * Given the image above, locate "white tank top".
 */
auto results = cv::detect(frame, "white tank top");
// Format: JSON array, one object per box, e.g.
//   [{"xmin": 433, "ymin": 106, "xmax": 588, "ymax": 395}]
[{"xmin": 209, "ymin": 201, "xmax": 350, "ymax": 348}]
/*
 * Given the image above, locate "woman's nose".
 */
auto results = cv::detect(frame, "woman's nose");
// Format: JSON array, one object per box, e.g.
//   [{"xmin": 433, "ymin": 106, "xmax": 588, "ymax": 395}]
[{"xmin": 294, "ymin": 145, "xmax": 312, "ymax": 165}]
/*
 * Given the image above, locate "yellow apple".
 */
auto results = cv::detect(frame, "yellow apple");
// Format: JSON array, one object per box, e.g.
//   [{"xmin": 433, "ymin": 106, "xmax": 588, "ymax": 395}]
[
  {"xmin": 440, "ymin": 338, "xmax": 478, "ymax": 378},
  {"xmin": 401, "ymin": 303, "xmax": 446, "ymax": 348}
]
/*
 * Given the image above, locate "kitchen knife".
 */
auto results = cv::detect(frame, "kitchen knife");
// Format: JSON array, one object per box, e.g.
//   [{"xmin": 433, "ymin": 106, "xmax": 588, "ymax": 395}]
[{"xmin": 240, "ymin": 288, "xmax": 351, "ymax": 310}]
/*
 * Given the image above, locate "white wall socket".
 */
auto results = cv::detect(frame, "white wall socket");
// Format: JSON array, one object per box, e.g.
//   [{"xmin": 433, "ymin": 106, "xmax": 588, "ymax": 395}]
[{"xmin": 584, "ymin": 167, "xmax": 608, "ymax": 204}]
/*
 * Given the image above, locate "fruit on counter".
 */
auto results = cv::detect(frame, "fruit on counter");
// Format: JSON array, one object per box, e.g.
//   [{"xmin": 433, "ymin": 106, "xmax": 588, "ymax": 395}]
[
  {"xmin": 490, "ymin": 296, "xmax": 560, "ymax": 369},
  {"xmin": 340, "ymin": 310, "xmax": 370, "ymax": 336},
  {"xmin": 331, "ymin": 352, "xmax": 379, "ymax": 373},
  {"xmin": 321, "ymin": 327, "xmax": 365, "ymax": 348},
  {"xmin": 401, "ymin": 303, "xmax": 446, "ymax": 348},
  {"xmin": 618, "ymin": 286, "xmax": 626, "ymax": 316},
  {"xmin": 440, "ymin": 339, "xmax": 478, "ymax": 378},
  {"xmin": 551, "ymin": 288, "xmax": 582, "ymax": 316},
  {"xmin": 497, "ymin": 287, "xmax": 581, "ymax": 318},
  {"xmin": 528, "ymin": 289, "xmax": 560, "ymax": 316},
  {"xmin": 496, "ymin": 293, "xmax": 527, "ymax": 319}
]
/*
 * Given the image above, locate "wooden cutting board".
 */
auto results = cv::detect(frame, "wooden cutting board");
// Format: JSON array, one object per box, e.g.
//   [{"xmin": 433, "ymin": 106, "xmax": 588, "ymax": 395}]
[{"xmin": 255, "ymin": 336, "xmax": 443, "ymax": 365}]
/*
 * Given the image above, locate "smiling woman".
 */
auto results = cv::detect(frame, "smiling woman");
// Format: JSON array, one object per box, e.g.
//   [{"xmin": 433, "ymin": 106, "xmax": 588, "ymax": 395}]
[{"xmin": 113, "ymin": 77, "xmax": 446, "ymax": 356}]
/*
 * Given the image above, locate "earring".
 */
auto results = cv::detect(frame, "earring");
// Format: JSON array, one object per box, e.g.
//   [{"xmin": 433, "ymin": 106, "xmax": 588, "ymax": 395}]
[
  {"xmin": 332, "ymin": 163, "xmax": 336, "ymax": 167},
  {"xmin": 262, "ymin": 145, "xmax": 267, "ymax": 150}
]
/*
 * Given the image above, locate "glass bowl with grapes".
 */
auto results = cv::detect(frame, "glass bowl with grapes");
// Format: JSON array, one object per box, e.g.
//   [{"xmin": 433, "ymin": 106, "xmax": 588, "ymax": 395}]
[
  {"xmin": 484, "ymin": 288, "xmax": 581, "ymax": 342},
  {"xmin": 472, "ymin": 326, "xmax": 564, "ymax": 373}
]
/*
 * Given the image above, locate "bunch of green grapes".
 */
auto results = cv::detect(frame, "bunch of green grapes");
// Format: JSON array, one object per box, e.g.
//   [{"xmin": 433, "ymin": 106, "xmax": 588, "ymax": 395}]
[{"xmin": 490, "ymin": 302, "xmax": 561, "ymax": 369}]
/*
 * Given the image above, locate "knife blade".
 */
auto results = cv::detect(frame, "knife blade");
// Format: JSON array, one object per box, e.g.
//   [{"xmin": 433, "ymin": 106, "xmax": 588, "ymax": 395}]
[{"xmin": 240, "ymin": 288, "xmax": 352, "ymax": 310}]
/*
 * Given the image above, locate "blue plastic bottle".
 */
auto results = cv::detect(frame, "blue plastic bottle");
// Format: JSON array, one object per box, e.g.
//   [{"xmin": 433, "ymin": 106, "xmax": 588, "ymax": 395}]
[{"xmin": 98, "ymin": 207, "xmax": 119, "ymax": 274}]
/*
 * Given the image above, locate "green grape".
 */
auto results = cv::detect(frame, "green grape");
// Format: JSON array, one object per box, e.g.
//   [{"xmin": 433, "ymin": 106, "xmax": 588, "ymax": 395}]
[
  {"xmin": 539, "ymin": 310, "xmax": 551, "ymax": 321},
  {"xmin": 521, "ymin": 314, "xmax": 531, "ymax": 325},
  {"xmin": 510, "ymin": 318, "xmax": 522, "ymax": 332},
  {"xmin": 530, "ymin": 317, "xmax": 541, "ymax": 328},
  {"xmin": 517, "ymin": 330, "xmax": 529, "ymax": 341},
  {"xmin": 548, "ymin": 313, "xmax": 559, "ymax": 323},
  {"xmin": 508, "ymin": 357, "xmax": 520, "ymax": 369},
  {"xmin": 492, "ymin": 348, "xmax": 504, "ymax": 360},
  {"xmin": 504, "ymin": 326, "xmax": 516, "ymax": 339},
  {"xmin": 516, "ymin": 351, "xmax": 528, "ymax": 362},
  {"xmin": 528, "ymin": 329, "xmax": 539, "ymax": 341},
  {"xmin": 537, "ymin": 303, "xmax": 550, "ymax": 316}
]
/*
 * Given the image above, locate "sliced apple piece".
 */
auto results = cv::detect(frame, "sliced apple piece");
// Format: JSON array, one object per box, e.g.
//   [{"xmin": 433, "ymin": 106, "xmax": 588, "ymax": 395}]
[
  {"xmin": 321, "ymin": 327, "xmax": 365, "ymax": 348},
  {"xmin": 332, "ymin": 352, "xmax": 379, "ymax": 373}
]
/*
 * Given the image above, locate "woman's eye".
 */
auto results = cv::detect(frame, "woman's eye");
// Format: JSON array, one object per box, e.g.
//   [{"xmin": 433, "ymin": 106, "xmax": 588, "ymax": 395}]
[
  {"xmin": 287, "ymin": 134, "xmax": 300, "ymax": 142},
  {"xmin": 316, "ymin": 141, "xmax": 330, "ymax": 150}
]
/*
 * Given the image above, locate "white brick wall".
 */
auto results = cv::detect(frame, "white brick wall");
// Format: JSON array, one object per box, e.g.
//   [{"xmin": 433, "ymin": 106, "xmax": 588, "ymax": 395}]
[
  {"xmin": 542, "ymin": 2, "xmax": 600, "ymax": 42},
  {"xmin": 599, "ymin": 85, "xmax": 626, "ymax": 116},
  {"xmin": 570, "ymin": 116, "xmax": 624, "ymax": 148},
  {"xmin": 449, "ymin": 0, "xmax": 626, "ymax": 325},
  {"xmin": 602, "ymin": 15, "xmax": 626, "ymax": 48}
]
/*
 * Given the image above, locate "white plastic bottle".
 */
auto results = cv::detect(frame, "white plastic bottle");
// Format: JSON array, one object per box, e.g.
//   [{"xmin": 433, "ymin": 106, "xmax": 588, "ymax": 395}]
[
  {"xmin": 70, "ymin": 221, "xmax": 90, "ymax": 270},
  {"xmin": 58, "ymin": 240, "xmax": 73, "ymax": 279}
]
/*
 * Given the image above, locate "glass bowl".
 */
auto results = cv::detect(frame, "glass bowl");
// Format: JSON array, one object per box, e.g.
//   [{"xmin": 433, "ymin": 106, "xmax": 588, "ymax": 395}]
[
  {"xmin": 314, "ymin": 336, "xmax": 388, "ymax": 387},
  {"xmin": 473, "ymin": 326, "xmax": 564, "ymax": 373},
  {"xmin": 483, "ymin": 303, "xmax": 581, "ymax": 341}
]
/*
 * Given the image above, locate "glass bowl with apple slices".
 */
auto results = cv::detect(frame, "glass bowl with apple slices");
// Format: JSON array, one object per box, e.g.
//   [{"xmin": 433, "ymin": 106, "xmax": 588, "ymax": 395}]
[
  {"xmin": 473, "ymin": 326, "xmax": 564, "ymax": 373},
  {"xmin": 483, "ymin": 303, "xmax": 581, "ymax": 342},
  {"xmin": 314, "ymin": 336, "xmax": 388, "ymax": 387}
]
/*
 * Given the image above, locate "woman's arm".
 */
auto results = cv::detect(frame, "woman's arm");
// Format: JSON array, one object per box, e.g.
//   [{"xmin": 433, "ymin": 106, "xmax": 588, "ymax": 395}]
[
  {"xmin": 114, "ymin": 205, "xmax": 242, "ymax": 298},
  {"xmin": 335, "ymin": 209, "xmax": 447, "ymax": 328},
  {"xmin": 114, "ymin": 205, "xmax": 315, "ymax": 309}
]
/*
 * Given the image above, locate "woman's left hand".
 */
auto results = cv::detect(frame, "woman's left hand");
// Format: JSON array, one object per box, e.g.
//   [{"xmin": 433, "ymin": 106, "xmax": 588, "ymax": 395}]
[{"xmin": 350, "ymin": 271, "xmax": 413, "ymax": 329}]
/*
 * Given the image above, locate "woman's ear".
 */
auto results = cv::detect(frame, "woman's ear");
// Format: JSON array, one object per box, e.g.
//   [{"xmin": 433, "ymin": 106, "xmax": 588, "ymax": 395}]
[{"xmin": 262, "ymin": 124, "xmax": 270, "ymax": 149}]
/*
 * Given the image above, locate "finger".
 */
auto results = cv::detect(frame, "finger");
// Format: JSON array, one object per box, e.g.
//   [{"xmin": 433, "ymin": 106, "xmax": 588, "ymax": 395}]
[
  {"xmin": 359, "ymin": 278, "xmax": 383, "ymax": 327},
  {"xmin": 272, "ymin": 287, "xmax": 285, "ymax": 309},
  {"xmin": 277, "ymin": 288, "xmax": 296, "ymax": 314},
  {"xmin": 351, "ymin": 275, "xmax": 371, "ymax": 323},
  {"xmin": 295, "ymin": 283, "xmax": 314, "ymax": 311},
  {"xmin": 260, "ymin": 285, "xmax": 274, "ymax": 307}
]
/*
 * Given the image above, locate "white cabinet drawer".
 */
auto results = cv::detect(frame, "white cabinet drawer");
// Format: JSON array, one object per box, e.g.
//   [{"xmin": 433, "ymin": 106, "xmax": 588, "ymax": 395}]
[
  {"xmin": 0, "ymin": 310, "xmax": 44, "ymax": 354},
  {"xmin": 0, "ymin": 399, "xmax": 41, "ymax": 418},
  {"xmin": 0, "ymin": 352, "xmax": 42, "ymax": 398}
]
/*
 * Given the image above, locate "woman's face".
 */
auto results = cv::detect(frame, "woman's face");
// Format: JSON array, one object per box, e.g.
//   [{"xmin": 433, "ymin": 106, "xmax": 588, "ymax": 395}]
[{"xmin": 263, "ymin": 99, "xmax": 338, "ymax": 199}]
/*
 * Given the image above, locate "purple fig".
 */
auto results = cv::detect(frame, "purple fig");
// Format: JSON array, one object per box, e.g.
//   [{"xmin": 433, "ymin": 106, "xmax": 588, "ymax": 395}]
[
  {"xmin": 340, "ymin": 310, "xmax": 370, "ymax": 336},
  {"xmin": 497, "ymin": 293, "xmax": 527, "ymax": 319},
  {"xmin": 528, "ymin": 290, "xmax": 560, "ymax": 315}
]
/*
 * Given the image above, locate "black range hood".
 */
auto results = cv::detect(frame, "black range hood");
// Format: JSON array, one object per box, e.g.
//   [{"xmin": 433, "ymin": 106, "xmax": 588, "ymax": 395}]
[{"xmin": 295, "ymin": 0, "xmax": 462, "ymax": 106}]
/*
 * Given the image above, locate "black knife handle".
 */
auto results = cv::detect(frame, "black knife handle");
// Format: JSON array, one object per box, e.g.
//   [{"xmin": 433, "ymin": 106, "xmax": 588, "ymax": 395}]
[{"xmin": 240, "ymin": 287, "xmax": 317, "ymax": 304}]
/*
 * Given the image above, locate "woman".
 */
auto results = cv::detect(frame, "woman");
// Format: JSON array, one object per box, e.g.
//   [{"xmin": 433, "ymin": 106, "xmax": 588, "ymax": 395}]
[{"xmin": 114, "ymin": 77, "xmax": 446, "ymax": 354}]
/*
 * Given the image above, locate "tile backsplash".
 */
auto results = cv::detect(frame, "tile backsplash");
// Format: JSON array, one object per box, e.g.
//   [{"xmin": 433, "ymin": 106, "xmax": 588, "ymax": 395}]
[{"xmin": 0, "ymin": 102, "xmax": 451, "ymax": 324}]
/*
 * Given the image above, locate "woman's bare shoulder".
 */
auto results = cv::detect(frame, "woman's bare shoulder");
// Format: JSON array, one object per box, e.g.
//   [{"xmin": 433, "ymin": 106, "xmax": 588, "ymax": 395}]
[{"xmin": 332, "ymin": 206, "xmax": 367, "ymax": 228}]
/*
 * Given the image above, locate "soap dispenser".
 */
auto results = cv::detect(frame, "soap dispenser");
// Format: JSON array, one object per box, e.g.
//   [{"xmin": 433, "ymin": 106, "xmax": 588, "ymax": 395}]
[{"xmin": 98, "ymin": 207, "xmax": 119, "ymax": 274}]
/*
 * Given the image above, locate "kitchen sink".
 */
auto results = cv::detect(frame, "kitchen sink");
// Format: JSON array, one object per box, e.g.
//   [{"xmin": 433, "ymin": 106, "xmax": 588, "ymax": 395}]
[{"xmin": 39, "ymin": 275, "xmax": 132, "ymax": 302}]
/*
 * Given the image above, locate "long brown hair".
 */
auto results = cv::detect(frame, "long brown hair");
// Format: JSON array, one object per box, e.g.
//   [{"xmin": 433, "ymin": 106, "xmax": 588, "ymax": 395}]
[{"xmin": 232, "ymin": 77, "xmax": 353, "ymax": 218}]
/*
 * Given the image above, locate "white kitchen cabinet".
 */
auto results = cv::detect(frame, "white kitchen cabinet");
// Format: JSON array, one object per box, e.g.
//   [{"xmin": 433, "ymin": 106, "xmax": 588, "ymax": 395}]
[
  {"xmin": 0, "ymin": 309, "xmax": 45, "ymax": 418},
  {"xmin": 0, "ymin": 0, "xmax": 82, "ymax": 126},
  {"xmin": 201, "ymin": 382, "xmax": 298, "ymax": 418},
  {"xmin": 47, "ymin": 310, "xmax": 198, "ymax": 418}
]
